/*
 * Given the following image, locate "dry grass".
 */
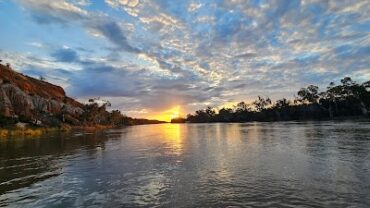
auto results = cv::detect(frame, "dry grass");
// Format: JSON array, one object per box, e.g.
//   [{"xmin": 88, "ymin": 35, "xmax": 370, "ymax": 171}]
[
  {"xmin": 0, "ymin": 127, "xmax": 64, "ymax": 138},
  {"xmin": 0, "ymin": 128, "xmax": 44, "ymax": 138},
  {"xmin": 0, "ymin": 129, "xmax": 8, "ymax": 137},
  {"xmin": 0, "ymin": 124, "xmax": 114, "ymax": 138}
]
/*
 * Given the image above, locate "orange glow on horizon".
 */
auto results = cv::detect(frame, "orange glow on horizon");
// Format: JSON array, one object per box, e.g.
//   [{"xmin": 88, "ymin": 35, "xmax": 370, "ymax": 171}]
[
  {"xmin": 147, "ymin": 106, "xmax": 182, "ymax": 122},
  {"xmin": 218, "ymin": 101, "xmax": 239, "ymax": 110}
]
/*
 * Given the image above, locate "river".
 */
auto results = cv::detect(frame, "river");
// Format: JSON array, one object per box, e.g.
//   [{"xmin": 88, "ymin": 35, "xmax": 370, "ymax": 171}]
[{"xmin": 1, "ymin": 122, "xmax": 370, "ymax": 207}]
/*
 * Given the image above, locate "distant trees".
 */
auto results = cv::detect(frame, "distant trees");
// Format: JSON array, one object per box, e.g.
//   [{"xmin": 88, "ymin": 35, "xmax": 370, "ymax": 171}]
[
  {"xmin": 253, "ymin": 96, "xmax": 272, "ymax": 111},
  {"xmin": 109, "ymin": 110, "xmax": 123, "ymax": 125},
  {"xmin": 319, "ymin": 77, "xmax": 370, "ymax": 117},
  {"xmin": 80, "ymin": 98, "xmax": 166, "ymax": 126},
  {"xmin": 171, "ymin": 117, "xmax": 186, "ymax": 123},
  {"xmin": 235, "ymin": 102, "xmax": 251, "ymax": 112},
  {"xmin": 186, "ymin": 106, "xmax": 216, "ymax": 123},
  {"xmin": 296, "ymin": 85, "xmax": 319, "ymax": 104},
  {"xmin": 217, "ymin": 108, "xmax": 234, "ymax": 122},
  {"xmin": 274, "ymin": 98, "xmax": 290, "ymax": 109},
  {"xmin": 81, "ymin": 98, "xmax": 111, "ymax": 125},
  {"xmin": 186, "ymin": 77, "xmax": 370, "ymax": 123}
]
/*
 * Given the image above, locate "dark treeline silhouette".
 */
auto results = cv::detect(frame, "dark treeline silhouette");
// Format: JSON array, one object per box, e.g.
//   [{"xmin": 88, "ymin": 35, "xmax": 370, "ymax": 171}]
[
  {"xmin": 184, "ymin": 77, "xmax": 370, "ymax": 123},
  {"xmin": 170, "ymin": 117, "xmax": 187, "ymax": 123},
  {"xmin": 76, "ymin": 98, "xmax": 166, "ymax": 126}
]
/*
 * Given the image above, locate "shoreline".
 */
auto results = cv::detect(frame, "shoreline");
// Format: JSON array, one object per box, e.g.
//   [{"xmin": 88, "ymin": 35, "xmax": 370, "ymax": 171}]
[
  {"xmin": 0, "ymin": 122, "xmax": 171, "ymax": 138},
  {"xmin": 0, "ymin": 124, "xmax": 115, "ymax": 138},
  {"xmin": 1, "ymin": 116, "xmax": 368, "ymax": 138},
  {"xmin": 171, "ymin": 115, "xmax": 370, "ymax": 124}
]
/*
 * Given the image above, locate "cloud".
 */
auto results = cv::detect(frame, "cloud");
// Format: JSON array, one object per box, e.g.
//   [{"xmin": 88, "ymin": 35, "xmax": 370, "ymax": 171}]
[
  {"xmin": 51, "ymin": 48, "xmax": 80, "ymax": 62},
  {"xmin": 86, "ymin": 20, "xmax": 140, "ymax": 53},
  {"xmin": 105, "ymin": 0, "xmax": 139, "ymax": 8},
  {"xmin": 3, "ymin": 0, "xmax": 370, "ymax": 117},
  {"xmin": 105, "ymin": 0, "xmax": 140, "ymax": 16},
  {"xmin": 18, "ymin": 0, "xmax": 88, "ymax": 24},
  {"xmin": 70, "ymin": 0, "xmax": 91, "ymax": 7}
]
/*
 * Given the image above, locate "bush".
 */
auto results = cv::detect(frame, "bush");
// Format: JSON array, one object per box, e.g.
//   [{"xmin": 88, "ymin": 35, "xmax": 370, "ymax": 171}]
[{"xmin": 0, "ymin": 116, "xmax": 16, "ymax": 126}]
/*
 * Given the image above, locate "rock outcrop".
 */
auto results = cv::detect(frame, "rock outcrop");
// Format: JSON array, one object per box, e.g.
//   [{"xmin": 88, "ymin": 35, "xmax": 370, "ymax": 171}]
[{"xmin": 0, "ymin": 64, "xmax": 83, "ymax": 126}]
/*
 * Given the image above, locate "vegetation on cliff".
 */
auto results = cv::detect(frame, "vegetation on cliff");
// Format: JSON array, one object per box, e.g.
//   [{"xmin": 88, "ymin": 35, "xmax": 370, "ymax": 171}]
[
  {"xmin": 0, "ymin": 63, "xmax": 165, "ymax": 131},
  {"xmin": 183, "ymin": 77, "xmax": 370, "ymax": 123}
]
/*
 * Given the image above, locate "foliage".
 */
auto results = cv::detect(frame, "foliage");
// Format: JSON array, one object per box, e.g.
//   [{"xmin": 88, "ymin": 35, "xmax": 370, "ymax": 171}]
[
  {"xmin": 171, "ymin": 117, "xmax": 186, "ymax": 123},
  {"xmin": 253, "ymin": 96, "xmax": 272, "ymax": 111},
  {"xmin": 186, "ymin": 77, "xmax": 370, "ymax": 123},
  {"xmin": 80, "ymin": 98, "xmax": 165, "ymax": 126}
]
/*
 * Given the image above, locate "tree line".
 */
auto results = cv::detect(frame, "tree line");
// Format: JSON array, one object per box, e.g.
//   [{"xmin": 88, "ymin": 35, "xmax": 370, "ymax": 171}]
[
  {"xmin": 80, "ymin": 98, "xmax": 166, "ymax": 126},
  {"xmin": 176, "ymin": 77, "xmax": 370, "ymax": 123}
]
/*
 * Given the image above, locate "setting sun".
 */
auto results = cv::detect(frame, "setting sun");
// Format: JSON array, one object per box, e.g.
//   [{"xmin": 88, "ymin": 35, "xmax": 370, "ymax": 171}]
[
  {"xmin": 170, "ymin": 112, "xmax": 180, "ymax": 120},
  {"xmin": 147, "ymin": 106, "xmax": 182, "ymax": 122}
]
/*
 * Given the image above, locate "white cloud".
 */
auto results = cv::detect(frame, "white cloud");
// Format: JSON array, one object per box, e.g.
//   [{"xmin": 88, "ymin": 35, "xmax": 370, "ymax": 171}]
[{"xmin": 7, "ymin": 0, "xmax": 370, "ymax": 115}]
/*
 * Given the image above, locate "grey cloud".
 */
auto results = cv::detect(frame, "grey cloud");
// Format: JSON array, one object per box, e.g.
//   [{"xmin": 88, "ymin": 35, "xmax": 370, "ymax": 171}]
[
  {"xmin": 87, "ymin": 20, "xmax": 141, "ymax": 53},
  {"xmin": 51, "ymin": 48, "xmax": 80, "ymax": 62}
]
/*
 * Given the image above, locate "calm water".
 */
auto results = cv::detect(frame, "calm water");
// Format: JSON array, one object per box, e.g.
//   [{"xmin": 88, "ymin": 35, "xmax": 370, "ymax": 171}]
[{"xmin": 1, "ymin": 122, "xmax": 370, "ymax": 207}]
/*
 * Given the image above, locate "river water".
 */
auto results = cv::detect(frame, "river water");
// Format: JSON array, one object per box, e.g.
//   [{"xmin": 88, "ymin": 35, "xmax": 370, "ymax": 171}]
[{"xmin": 1, "ymin": 122, "xmax": 370, "ymax": 207}]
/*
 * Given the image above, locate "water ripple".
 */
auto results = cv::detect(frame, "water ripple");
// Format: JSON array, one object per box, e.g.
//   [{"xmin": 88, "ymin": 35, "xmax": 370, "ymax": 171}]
[{"xmin": 0, "ymin": 122, "xmax": 370, "ymax": 207}]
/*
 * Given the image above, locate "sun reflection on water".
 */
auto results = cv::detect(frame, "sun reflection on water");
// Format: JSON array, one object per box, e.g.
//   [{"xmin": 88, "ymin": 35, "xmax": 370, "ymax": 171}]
[{"xmin": 162, "ymin": 124, "xmax": 183, "ymax": 156}]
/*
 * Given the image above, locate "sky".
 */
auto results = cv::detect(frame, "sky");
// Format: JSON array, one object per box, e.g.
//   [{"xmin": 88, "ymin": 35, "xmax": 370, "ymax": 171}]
[{"xmin": 0, "ymin": 0, "xmax": 369, "ymax": 121}]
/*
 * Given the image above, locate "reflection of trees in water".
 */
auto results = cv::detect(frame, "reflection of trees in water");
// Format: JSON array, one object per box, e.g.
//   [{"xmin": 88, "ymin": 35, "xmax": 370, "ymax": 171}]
[
  {"xmin": 304, "ymin": 122, "xmax": 328, "ymax": 154},
  {"xmin": 304, "ymin": 122, "xmax": 370, "ymax": 159},
  {"xmin": 0, "ymin": 124, "xmax": 369, "ymax": 207},
  {"xmin": 303, "ymin": 122, "xmax": 370, "ymax": 203},
  {"xmin": 0, "ymin": 131, "xmax": 115, "ymax": 194},
  {"xmin": 333, "ymin": 124, "xmax": 370, "ymax": 188}
]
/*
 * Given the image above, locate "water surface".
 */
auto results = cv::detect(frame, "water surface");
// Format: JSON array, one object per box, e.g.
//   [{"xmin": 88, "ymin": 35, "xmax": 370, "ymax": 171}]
[{"xmin": 1, "ymin": 122, "xmax": 370, "ymax": 207}]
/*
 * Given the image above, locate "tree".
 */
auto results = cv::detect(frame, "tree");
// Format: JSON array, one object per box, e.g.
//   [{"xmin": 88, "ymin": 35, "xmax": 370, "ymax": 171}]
[
  {"xmin": 186, "ymin": 106, "xmax": 216, "ymax": 123},
  {"xmin": 61, "ymin": 105, "xmax": 67, "ymax": 122},
  {"xmin": 234, "ymin": 101, "xmax": 251, "ymax": 112},
  {"xmin": 363, "ymin": 80, "xmax": 370, "ymax": 90},
  {"xmin": 319, "ymin": 82, "xmax": 337, "ymax": 118},
  {"xmin": 205, "ymin": 106, "xmax": 216, "ymax": 117},
  {"xmin": 110, "ymin": 110, "xmax": 123, "ymax": 125},
  {"xmin": 218, "ymin": 108, "xmax": 234, "ymax": 122},
  {"xmin": 296, "ymin": 85, "xmax": 319, "ymax": 103},
  {"xmin": 171, "ymin": 117, "xmax": 186, "ymax": 123},
  {"xmin": 253, "ymin": 96, "xmax": 271, "ymax": 112},
  {"xmin": 39, "ymin": 75, "xmax": 46, "ymax": 81},
  {"xmin": 81, "ymin": 98, "xmax": 112, "ymax": 125},
  {"xmin": 274, "ymin": 98, "xmax": 290, "ymax": 109},
  {"xmin": 186, "ymin": 77, "xmax": 370, "ymax": 123},
  {"xmin": 193, "ymin": 109, "xmax": 209, "ymax": 122}
]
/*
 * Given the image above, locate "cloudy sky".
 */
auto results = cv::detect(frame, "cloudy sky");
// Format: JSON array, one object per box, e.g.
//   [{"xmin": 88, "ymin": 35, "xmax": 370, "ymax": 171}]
[{"xmin": 0, "ymin": 0, "xmax": 369, "ymax": 121}]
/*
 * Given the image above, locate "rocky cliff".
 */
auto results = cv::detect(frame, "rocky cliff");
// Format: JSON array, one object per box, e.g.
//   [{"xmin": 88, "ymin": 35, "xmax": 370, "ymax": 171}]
[{"xmin": 0, "ymin": 64, "xmax": 83, "ymax": 126}]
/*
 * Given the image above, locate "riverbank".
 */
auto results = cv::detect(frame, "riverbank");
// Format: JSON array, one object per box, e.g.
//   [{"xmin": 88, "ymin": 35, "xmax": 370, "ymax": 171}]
[
  {"xmin": 173, "ymin": 115, "xmax": 370, "ymax": 124},
  {"xmin": 0, "ymin": 124, "xmax": 115, "ymax": 138}
]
